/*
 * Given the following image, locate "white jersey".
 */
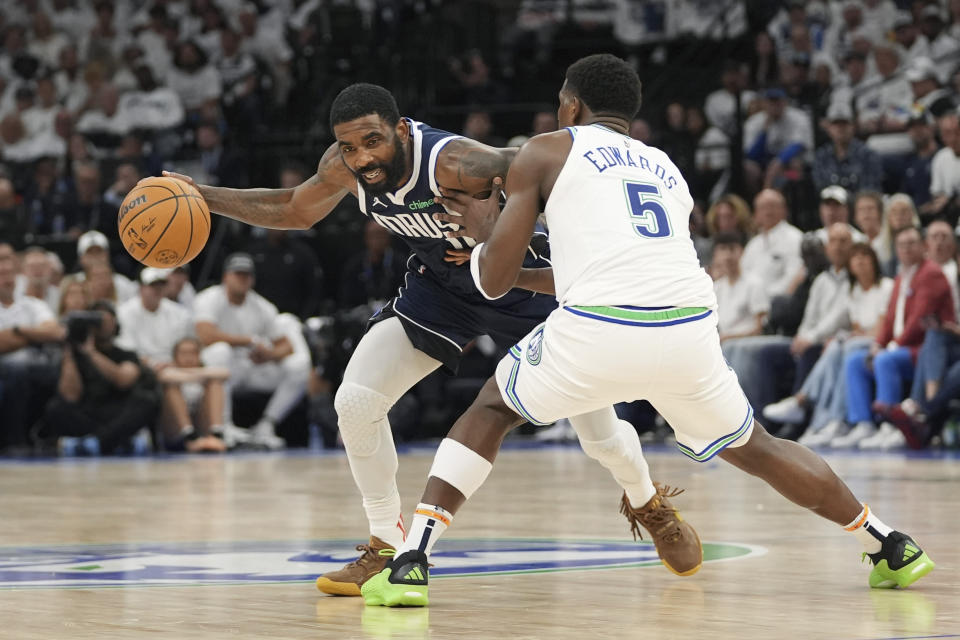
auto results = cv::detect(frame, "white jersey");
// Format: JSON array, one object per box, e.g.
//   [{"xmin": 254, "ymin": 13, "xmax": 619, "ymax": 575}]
[{"xmin": 545, "ymin": 124, "xmax": 716, "ymax": 309}]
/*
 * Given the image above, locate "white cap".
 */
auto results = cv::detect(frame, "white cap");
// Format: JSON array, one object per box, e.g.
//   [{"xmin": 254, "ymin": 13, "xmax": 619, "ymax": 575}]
[
  {"xmin": 820, "ymin": 185, "xmax": 849, "ymax": 204},
  {"xmin": 140, "ymin": 267, "xmax": 172, "ymax": 285},
  {"xmin": 77, "ymin": 230, "xmax": 109, "ymax": 256}
]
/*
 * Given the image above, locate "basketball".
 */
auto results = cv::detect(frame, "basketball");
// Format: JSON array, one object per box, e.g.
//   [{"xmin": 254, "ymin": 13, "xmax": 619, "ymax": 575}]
[{"xmin": 117, "ymin": 176, "xmax": 210, "ymax": 268}]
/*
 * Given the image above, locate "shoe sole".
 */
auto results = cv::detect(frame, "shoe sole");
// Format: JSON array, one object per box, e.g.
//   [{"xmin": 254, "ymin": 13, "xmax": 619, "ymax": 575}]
[
  {"xmin": 869, "ymin": 553, "xmax": 935, "ymax": 589},
  {"xmin": 362, "ymin": 577, "xmax": 429, "ymax": 607},
  {"xmin": 316, "ymin": 577, "xmax": 361, "ymax": 596}
]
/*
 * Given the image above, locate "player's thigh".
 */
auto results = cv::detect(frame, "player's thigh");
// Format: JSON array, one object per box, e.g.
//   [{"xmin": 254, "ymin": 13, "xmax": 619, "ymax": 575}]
[
  {"xmin": 650, "ymin": 317, "xmax": 754, "ymax": 463},
  {"xmin": 341, "ymin": 316, "xmax": 442, "ymax": 401},
  {"xmin": 493, "ymin": 314, "xmax": 620, "ymax": 427}
]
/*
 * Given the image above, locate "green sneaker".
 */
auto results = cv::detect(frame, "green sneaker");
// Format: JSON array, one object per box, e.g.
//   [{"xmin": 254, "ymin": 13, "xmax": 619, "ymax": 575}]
[
  {"xmin": 361, "ymin": 549, "xmax": 430, "ymax": 607},
  {"xmin": 865, "ymin": 531, "xmax": 935, "ymax": 589}
]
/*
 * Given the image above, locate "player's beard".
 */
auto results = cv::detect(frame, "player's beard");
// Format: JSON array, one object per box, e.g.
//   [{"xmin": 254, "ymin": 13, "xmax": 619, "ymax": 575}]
[{"xmin": 354, "ymin": 137, "xmax": 408, "ymax": 197}]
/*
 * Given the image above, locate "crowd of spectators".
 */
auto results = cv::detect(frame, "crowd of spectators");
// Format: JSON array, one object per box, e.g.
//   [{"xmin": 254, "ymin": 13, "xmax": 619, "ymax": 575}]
[{"xmin": 2, "ymin": 0, "xmax": 960, "ymax": 455}]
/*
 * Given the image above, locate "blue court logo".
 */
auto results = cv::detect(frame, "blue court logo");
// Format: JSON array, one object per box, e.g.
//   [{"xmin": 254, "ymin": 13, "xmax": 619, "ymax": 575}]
[
  {"xmin": 526, "ymin": 327, "xmax": 545, "ymax": 366},
  {"xmin": 0, "ymin": 539, "xmax": 762, "ymax": 589}
]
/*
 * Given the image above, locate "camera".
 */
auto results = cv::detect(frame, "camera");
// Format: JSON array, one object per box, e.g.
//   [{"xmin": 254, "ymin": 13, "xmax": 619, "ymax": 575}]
[{"xmin": 65, "ymin": 311, "xmax": 103, "ymax": 344}]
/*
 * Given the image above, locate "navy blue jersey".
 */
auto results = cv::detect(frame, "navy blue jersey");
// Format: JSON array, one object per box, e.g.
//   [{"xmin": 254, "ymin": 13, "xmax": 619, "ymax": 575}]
[{"xmin": 356, "ymin": 119, "xmax": 549, "ymax": 303}]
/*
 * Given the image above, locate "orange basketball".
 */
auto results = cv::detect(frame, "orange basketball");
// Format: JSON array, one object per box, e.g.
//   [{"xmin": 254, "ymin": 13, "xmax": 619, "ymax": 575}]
[{"xmin": 117, "ymin": 176, "xmax": 211, "ymax": 268}]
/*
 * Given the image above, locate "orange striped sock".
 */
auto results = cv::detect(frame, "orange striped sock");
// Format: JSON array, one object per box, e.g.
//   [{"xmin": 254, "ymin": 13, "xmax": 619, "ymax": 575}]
[
  {"xmin": 395, "ymin": 503, "xmax": 453, "ymax": 558},
  {"xmin": 844, "ymin": 504, "xmax": 892, "ymax": 554}
]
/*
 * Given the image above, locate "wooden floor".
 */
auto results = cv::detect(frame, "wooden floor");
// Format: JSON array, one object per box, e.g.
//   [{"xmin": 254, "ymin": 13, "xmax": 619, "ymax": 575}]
[{"xmin": 1, "ymin": 444, "xmax": 958, "ymax": 639}]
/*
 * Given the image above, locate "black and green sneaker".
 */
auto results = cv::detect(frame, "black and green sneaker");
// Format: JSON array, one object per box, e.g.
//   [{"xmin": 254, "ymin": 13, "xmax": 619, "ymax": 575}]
[
  {"xmin": 361, "ymin": 549, "xmax": 430, "ymax": 607},
  {"xmin": 865, "ymin": 531, "xmax": 935, "ymax": 589}
]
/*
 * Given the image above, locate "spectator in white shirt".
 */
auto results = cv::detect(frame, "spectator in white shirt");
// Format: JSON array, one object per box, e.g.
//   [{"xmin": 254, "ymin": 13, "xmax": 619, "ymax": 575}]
[
  {"xmin": 815, "ymin": 186, "xmax": 868, "ymax": 246},
  {"xmin": 194, "ymin": 253, "xmax": 309, "ymax": 450},
  {"xmin": 736, "ymin": 224, "xmax": 855, "ymax": 437},
  {"xmin": 117, "ymin": 65, "xmax": 185, "ymax": 132},
  {"xmin": 857, "ymin": 42, "xmax": 913, "ymax": 134},
  {"xmin": 28, "ymin": 11, "xmax": 70, "ymax": 69},
  {"xmin": 767, "ymin": 240, "xmax": 894, "ymax": 444},
  {"xmin": 791, "ymin": 224, "xmax": 856, "ymax": 363},
  {"xmin": 741, "ymin": 189, "xmax": 805, "ymax": 301},
  {"xmin": 76, "ymin": 231, "xmax": 138, "ymax": 304},
  {"xmin": 14, "ymin": 246, "xmax": 60, "ymax": 313},
  {"xmin": 166, "ymin": 40, "xmax": 222, "ymax": 116},
  {"xmin": 714, "ymin": 233, "xmax": 769, "ymax": 342},
  {"xmin": 75, "ymin": 84, "xmax": 130, "ymax": 142},
  {"xmin": 929, "ymin": 113, "xmax": 960, "ymax": 218},
  {"xmin": 704, "ymin": 62, "xmax": 756, "ymax": 137},
  {"xmin": 0, "ymin": 257, "xmax": 66, "ymax": 454},
  {"xmin": 919, "ymin": 5, "xmax": 960, "ymax": 82},
  {"xmin": 117, "ymin": 268, "xmax": 193, "ymax": 369},
  {"xmin": 893, "ymin": 12, "xmax": 930, "ymax": 63},
  {"xmin": 156, "ymin": 337, "xmax": 229, "ymax": 453},
  {"xmin": 743, "ymin": 88, "xmax": 814, "ymax": 191}
]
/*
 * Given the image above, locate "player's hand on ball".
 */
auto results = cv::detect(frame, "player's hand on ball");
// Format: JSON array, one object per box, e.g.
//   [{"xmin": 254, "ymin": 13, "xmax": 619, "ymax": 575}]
[
  {"xmin": 160, "ymin": 170, "xmax": 197, "ymax": 187},
  {"xmin": 443, "ymin": 249, "xmax": 472, "ymax": 265},
  {"xmin": 433, "ymin": 177, "xmax": 503, "ymax": 243}
]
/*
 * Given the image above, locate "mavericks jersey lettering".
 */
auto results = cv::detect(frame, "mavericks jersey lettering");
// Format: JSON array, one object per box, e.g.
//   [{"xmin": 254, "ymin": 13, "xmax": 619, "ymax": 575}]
[
  {"xmin": 544, "ymin": 124, "xmax": 716, "ymax": 309},
  {"xmin": 357, "ymin": 119, "xmax": 548, "ymax": 300}
]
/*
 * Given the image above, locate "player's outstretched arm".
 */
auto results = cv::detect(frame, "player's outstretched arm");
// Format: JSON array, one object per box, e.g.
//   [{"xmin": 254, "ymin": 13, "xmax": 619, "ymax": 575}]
[{"xmin": 162, "ymin": 142, "xmax": 356, "ymax": 230}]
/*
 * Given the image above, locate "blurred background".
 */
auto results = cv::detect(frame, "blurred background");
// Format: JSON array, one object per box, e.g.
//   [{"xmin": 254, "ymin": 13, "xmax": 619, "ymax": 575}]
[{"xmin": 1, "ymin": 0, "xmax": 959, "ymax": 457}]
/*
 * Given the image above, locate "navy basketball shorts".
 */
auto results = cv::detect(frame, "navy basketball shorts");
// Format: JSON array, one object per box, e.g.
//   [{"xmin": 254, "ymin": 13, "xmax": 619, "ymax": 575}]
[{"xmin": 368, "ymin": 268, "xmax": 558, "ymax": 373}]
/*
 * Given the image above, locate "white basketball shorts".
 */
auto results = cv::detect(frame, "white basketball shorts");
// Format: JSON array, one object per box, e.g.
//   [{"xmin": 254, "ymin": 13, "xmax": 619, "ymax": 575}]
[{"xmin": 494, "ymin": 305, "xmax": 754, "ymax": 462}]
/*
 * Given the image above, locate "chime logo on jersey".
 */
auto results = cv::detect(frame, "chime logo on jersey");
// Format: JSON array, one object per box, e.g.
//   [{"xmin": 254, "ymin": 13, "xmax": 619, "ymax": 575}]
[{"xmin": 0, "ymin": 539, "xmax": 762, "ymax": 589}]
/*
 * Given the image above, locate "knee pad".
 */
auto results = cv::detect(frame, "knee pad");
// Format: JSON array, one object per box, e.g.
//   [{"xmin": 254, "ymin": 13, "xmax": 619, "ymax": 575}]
[
  {"xmin": 577, "ymin": 419, "xmax": 638, "ymax": 464},
  {"xmin": 201, "ymin": 341, "xmax": 232, "ymax": 368},
  {"xmin": 334, "ymin": 382, "xmax": 393, "ymax": 456}
]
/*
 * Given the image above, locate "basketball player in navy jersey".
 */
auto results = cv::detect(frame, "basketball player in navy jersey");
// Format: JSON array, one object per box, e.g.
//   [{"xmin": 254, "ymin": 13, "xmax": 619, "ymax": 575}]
[{"xmin": 163, "ymin": 83, "xmax": 702, "ymax": 595}]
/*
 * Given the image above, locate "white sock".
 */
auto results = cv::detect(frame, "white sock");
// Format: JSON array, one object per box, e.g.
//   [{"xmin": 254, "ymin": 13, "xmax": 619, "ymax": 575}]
[
  {"xmin": 395, "ymin": 503, "xmax": 452, "ymax": 558},
  {"xmin": 363, "ymin": 486, "xmax": 406, "ymax": 549},
  {"xmin": 844, "ymin": 504, "xmax": 893, "ymax": 554}
]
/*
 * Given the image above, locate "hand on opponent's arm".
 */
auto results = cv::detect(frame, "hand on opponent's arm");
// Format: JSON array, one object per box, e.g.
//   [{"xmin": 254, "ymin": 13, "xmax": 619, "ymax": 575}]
[
  {"xmin": 435, "ymin": 162, "xmax": 542, "ymax": 299},
  {"xmin": 432, "ymin": 177, "xmax": 505, "ymax": 244}
]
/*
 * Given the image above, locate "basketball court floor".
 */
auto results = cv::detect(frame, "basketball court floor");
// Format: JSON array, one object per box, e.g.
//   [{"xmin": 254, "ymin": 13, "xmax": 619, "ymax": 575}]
[{"xmin": 1, "ymin": 443, "xmax": 957, "ymax": 639}]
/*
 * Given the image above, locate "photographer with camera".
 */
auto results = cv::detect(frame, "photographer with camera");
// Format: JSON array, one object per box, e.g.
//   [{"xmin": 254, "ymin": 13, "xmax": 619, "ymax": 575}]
[
  {"xmin": 39, "ymin": 300, "xmax": 161, "ymax": 455},
  {"xmin": 0, "ymin": 257, "xmax": 65, "ymax": 455}
]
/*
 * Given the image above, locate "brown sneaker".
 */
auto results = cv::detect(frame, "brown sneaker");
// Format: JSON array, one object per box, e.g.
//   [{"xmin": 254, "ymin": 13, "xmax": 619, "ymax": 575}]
[
  {"xmin": 315, "ymin": 536, "xmax": 395, "ymax": 596},
  {"xmin": 619, "ymin": 484, "xmax": 702, "ymax": 576}
]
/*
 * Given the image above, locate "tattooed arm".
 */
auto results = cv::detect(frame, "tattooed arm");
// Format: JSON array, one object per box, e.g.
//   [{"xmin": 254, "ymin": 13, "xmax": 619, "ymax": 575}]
[
  {"xmin": 162, "ymin": 142, "xmax": 357, "ymax": 230},
  {"xmin": 434, "ymin": 139, "xmax": 517, "ymax": 198}
]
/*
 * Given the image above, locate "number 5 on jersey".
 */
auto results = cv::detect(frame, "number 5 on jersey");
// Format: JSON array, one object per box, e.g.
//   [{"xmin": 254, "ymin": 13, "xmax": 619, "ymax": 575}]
[{"xmin": 624, "ymin": 182, "xmax": 672, "ymax": 239}]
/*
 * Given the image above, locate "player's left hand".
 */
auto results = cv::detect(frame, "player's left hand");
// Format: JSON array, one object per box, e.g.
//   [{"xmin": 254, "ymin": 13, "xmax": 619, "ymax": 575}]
[
  {"xmin": 443, "ymin": 249, "xmax": 472, "ymax": 265},
  {"xmin": 433, "ymin": 177, "xmax": 503, "ymax": 243}
]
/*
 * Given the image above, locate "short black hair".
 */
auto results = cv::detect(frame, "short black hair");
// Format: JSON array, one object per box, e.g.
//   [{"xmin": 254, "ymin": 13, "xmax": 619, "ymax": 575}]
[
  {"xmin": 564, "ymin": 54, "xmax": 642, "ymax": 120},
  {"xmin": 713, "ymin": 232, "xmax": 746, "ymax": 248},
  {"xmin": 330, "ymin": 83, "xmax": 400, "ymax": 131}
]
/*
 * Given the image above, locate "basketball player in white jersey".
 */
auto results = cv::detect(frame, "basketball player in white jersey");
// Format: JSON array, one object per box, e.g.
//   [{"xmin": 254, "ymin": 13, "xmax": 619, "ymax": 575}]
[
  {"xmin": 361, "ymin": 54, "xmax": 934, "ymax": 607},
  {"xmin": 161, "ymin": 82, "xmax": 702, "ymax": 596}
]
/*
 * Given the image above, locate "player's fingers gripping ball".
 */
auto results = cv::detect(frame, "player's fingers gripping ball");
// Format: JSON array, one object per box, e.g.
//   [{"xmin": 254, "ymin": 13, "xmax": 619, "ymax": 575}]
[{"xmin": 117, "ymin": 176, "xmax": 211, "ymax": 268}]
